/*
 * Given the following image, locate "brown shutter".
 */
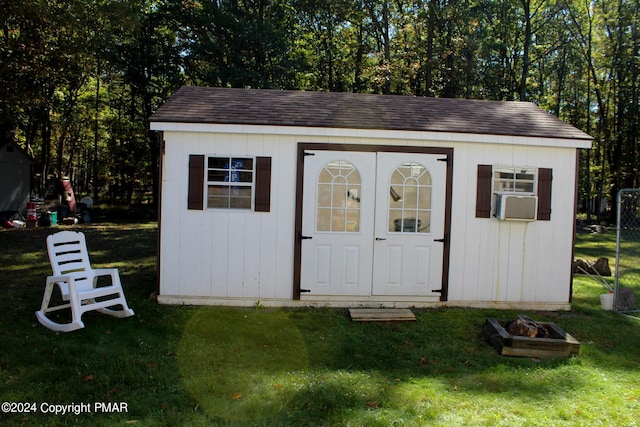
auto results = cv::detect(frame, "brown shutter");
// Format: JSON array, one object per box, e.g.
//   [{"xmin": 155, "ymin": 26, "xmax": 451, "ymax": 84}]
[
  {"xmin": 476, "ymin": 164, "xmax": 493, "ymax": 218},
  {"xmin": 254, "ymin": 157, "xmax": 272, "ymax": 212},
  {"xmin": 537, "ymin": 168, "xmax": 553, "ymax": 221},
  {"xmin": 188, "ymin": 155, "xmax": 205, "ymax": 210}
]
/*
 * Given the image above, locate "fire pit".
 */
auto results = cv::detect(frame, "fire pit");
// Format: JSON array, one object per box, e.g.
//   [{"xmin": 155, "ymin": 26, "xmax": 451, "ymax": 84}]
[{"xmin": 486, "ymin": 316, "xmax": 580, "ymax": 358}]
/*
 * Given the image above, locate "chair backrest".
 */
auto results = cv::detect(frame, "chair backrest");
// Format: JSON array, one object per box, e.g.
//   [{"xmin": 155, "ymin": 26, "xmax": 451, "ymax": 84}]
[{"xmin": 47, "ymin": 231, "xmax": 93, "ymax": 290}]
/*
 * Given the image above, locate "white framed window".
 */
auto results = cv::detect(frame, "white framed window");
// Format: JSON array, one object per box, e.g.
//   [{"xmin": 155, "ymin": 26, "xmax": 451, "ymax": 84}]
[
  {"xmin": 206, "ymin": 156, "xmax": 254, "ymax": 209},
  {"xmin": 492, "ymin": 166, "xmax": 538, "ymax": 220},
  {"xmin": 493, "ymin": 166, "xmax": 537, "ymax": 194}
]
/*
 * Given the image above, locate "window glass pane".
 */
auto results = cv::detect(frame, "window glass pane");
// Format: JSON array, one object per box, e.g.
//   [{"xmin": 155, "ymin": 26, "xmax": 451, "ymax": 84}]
[
  {"xmin": 208, "ymin": 185, "xmax": 230, "ymax": 208},
  {"xmin": 208, "ymin": 185, "xmax": 229, "ymax": 197},
  {"xmin": 515, "ymin": 172, "xmax": 535, "ymax": 181},
  {"xmin": 515, "ymin": 182, "xmax": 535, "ymax": 192},
  {"xmin": 390, "ymin": 170, "xmax": 404, "ymax": 185},
  {"xmin": 347, "ymin": 170, "xmax": 361, "ymax": 185},
  {"xmin": 208, "ymin": 157, "xmax": 228, "ymax": 169},
  {"xmin": 338, "ymin": 161, "xmax": 356, "ymax": 174},
  {"xmin": 410, "ymin": 163, "xmax": 426, "ymax": 177},
  {"xmin": 403, "ymin": 183, "xmax": 418, "ymax": 208},
  {"xmin": 208, "ymin": 170, "xmax": 228, "ymax": 182},
  {"xmin": 332, "ymin": 183, "xmax": 348, "ymax": 206},
  {"xmin": 317, "ymin": 184, "xmax": 332, "ymax": 207},
  {"xmin": 230, "ymin": 187, "xmax": 252, "ymax": 198},
  {"xmin": 231, "ymin": 158, "xmax": 253, "ymax": 170},
  {"xmin": 230, "ymin": 196, "xmax": 252, "ymax": 209},
  {"xmin": 325, "ymin": 161, "xmax": 342, "ymax": 177},
  {"xmin": 417, "ymin": 211, "xmax": 431, "ymax": 233},
  {"xmin": 397, "ymin": 164, "xmax": 413, "ymax": 179},
  {"xmin": 208, "ymin": 197, "xmax": 229, "ymax": 208},
  {"xmin": 418, "ymin": 169, "xmax": 431, "ymax": 185},
  {"xmin": 496, "ymin": 171, "xmax": 514, "ymax": 180},
  {"xmin": 317, "ymin": 208, "xmax": 331, "ymax": 231},
  {"xmin": 331, "ymin": 212, "xmax": 346, "ymax": 232},
  {"xmin": 345, "ymin": 209, "xmax": 359, "ymax": 232},
  {"xmin": 318, "ymin": 168, "xmax": 333, "ymax": 183},
  {"xmin": 418, "ymin": 186, "xmax": 431, "ymax": 209},
  {"xmin": 494, "ymin": 180, "xmax": 513, "ymax": 192},
  {"xmin": 347, "ymin": 187, "xmax": 360, "ymax": 203},
  {"xmin": 389, "ymin": 187, "xmax": 403, "ymax": 207},
  {"xmin": 389, "ymin": 210, "xmax": 403, "ymax": 232},
  {"xmin": 237, "ymin": 171, "xmax": 253, "ymax": 182}
]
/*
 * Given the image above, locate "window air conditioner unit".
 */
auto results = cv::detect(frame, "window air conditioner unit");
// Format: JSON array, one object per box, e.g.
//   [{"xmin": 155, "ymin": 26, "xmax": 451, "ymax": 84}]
[{"xmin": 495, "ymin": 193, "xmax": 537, "ymax": 221}]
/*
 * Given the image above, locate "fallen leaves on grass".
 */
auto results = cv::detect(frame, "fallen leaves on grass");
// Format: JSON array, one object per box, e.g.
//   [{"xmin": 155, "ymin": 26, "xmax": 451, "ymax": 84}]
[{"xmin": 106, "ymin": 386, "xmax": 122, "ymax": 396}]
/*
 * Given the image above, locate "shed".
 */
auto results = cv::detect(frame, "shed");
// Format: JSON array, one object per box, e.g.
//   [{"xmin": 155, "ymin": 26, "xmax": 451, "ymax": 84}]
[
  {"xmin": 149, "ymin": 86, "xmax": 592, "ymax": 310},
  {"xmin": 0, "ymin": 141, "xmax": 32, "ymax": 214}
]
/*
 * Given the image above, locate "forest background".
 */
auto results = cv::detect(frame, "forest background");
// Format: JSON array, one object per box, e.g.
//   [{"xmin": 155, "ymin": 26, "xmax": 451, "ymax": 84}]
[{"xmin": 1, "ymin": 0, "xmax": 638, "ymax": 219}]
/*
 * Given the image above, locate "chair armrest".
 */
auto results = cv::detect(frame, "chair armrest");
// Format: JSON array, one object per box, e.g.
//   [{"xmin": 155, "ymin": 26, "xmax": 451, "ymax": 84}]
[
  {"xmin": 92, "ymin": 268, "xmax": 119, "ymax": 277},
  {"xmin": 46, "ymin": 275, "xmax": 73, "ymax": 284},
  {"xmin": 46, "ymin": 275, "xmax": 77, "ymax": 298},
  {"xmin": 91, "ymin": 268, "xmax": 121, "ymax": 287}
]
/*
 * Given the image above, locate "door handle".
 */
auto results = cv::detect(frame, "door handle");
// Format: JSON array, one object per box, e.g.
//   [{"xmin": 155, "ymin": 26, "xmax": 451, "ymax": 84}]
[{"xmin": 375, "ymin": 237, "xmax": 386, "ymax": 241}]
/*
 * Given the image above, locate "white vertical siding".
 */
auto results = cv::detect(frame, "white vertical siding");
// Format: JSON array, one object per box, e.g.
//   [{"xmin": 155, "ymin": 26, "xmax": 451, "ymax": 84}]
[
  {"xmin": 159, "ymin": 128, "xmax": 579, "ymax": 307},
  {"xmin": 446, "ymin": 142, "xmax": 577, "ymax": 304},
  {"xmin": 160, "ymin": 132, "xmax": 300, "ymax": 301}
]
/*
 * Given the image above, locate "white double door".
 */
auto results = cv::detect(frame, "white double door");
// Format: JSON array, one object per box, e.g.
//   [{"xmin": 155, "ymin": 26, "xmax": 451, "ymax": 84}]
[{"xmin": 301, "ymin": 150, "xmax": 446, "ymax": 297}]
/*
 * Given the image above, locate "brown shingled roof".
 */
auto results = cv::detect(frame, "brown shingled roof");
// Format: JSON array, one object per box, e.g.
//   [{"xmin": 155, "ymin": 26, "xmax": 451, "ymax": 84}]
[{"xmin": 150, "ymin": 86, "xmax": 592, "ymax": 141}]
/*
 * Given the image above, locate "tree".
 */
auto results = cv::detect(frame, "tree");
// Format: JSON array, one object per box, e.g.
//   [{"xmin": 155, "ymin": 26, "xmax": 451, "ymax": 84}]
[{"xmin": 1, "ymin": 0, "xmax": 636, "ymax": 219}]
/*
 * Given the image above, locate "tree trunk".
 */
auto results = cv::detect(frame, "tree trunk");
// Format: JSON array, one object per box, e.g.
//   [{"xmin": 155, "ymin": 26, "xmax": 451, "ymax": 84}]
[{"xmin": 519, "ymin": 0, "xmax": 532, "ymax": 101}]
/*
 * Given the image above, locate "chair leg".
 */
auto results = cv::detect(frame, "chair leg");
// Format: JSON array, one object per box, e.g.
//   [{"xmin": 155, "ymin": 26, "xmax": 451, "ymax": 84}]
[
  {"xmin": 96, "ymin": 294, "xmax": 135, "ymax": 318},
  {"xmin": 35, "ymin": 311, "xmax": 85, "ymax": 332},
  {"xmin": 35, "ymin": 280, "xmax": 85, "ymax": 332},
  {"xmin": 97, "ymin": 307, "xmax": 135, "ymax": 317},
  {"xmin": 90, "ymin": 271, "xmax": 135, "ymax": 318},
  {"xmin": 37, "ymin": 281, "xmax": 55, "ymax": 314}
]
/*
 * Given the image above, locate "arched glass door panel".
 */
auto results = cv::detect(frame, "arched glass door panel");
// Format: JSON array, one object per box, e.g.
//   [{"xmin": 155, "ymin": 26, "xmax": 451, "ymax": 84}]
[
  {"xmin": 388, "ymin": 162, "xmax": 431, "ymax": 233},
  {"xmin": 316, "ymin": 160, "xmax": 361, "ymax": 232}
]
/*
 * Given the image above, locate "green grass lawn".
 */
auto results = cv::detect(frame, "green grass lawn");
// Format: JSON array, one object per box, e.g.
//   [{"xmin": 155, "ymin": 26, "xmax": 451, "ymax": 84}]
[{"xmin": 1, "ymin": 222, "xmax": 639, "ymax": 426}]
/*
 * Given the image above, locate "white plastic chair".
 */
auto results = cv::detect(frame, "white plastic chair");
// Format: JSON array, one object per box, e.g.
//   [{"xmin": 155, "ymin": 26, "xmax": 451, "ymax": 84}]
[{"xmin": 36, "ymin": 230, "xmax": 134, "ymax": 332}]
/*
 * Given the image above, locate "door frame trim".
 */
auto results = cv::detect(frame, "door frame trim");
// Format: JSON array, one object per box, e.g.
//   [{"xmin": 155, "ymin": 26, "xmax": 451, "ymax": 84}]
[{"xmin": 294, "ymin": 143, "xmax": 454, "ymax": 301}]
